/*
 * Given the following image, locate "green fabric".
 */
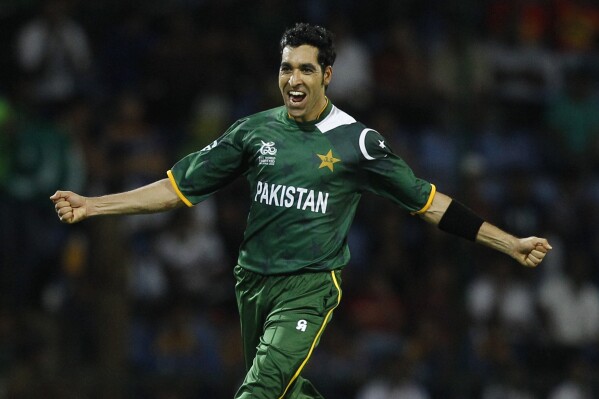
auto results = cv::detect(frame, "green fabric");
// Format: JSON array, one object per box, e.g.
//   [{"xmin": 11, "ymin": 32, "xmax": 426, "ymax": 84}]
[
  {"xmin": 233, "ymin": 265, "xmax": 341, "ymax": 399},
  {"xmin": 169, "ymin": 102, "xmax": 433, "ymax": 275}
]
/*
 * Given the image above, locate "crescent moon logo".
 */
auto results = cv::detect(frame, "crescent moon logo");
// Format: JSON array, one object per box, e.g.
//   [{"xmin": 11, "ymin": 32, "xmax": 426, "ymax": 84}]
[{"xmin": 359, "ymin": 129, "xmax": 376, "ymax": 160}]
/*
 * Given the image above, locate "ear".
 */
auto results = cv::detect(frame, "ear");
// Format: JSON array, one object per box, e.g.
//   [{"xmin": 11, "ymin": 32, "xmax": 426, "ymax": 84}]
[{"xmin": 323, "ymin": 65, "xmax": 333, "ymax": 86}]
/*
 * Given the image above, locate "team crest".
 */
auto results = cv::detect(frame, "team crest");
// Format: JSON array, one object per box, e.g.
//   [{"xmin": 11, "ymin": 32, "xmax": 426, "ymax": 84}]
[
  {"xmin": 257, "ymin": 140, "xmax": 277, "ymax": 166},
  {"xmin": 317, "ymin": 149, "xmax": 341, "ymax": 172}
]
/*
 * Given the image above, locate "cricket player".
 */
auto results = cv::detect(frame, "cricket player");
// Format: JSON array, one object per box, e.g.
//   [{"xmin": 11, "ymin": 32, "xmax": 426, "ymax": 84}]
[{"xmin": 52, "ymin": 22, "xmax": 551, "ymax": 399}]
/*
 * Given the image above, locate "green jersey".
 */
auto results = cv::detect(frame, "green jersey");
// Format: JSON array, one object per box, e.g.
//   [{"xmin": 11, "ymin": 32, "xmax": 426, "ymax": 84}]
[{"xmin": 168, "ymin": 101, "xmax": 435, "ymax": 275}]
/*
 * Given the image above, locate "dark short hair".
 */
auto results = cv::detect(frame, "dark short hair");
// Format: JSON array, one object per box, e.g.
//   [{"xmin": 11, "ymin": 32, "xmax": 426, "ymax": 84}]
[{"xmin": 279, "ymin": 22, "xmax": 336, "ymax": 70}]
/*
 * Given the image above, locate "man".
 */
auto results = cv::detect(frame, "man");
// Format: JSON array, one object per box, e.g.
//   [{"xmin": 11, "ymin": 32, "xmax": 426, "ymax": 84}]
[{"xmin": 51, "ymin": 23, "xmax": 551, "ymax": 399}]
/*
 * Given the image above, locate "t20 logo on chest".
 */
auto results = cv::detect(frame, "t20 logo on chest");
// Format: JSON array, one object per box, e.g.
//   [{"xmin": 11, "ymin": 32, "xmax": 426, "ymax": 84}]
[{"xmin": 257, "ymin": 140, "xmax": 277, "ymax": 166}]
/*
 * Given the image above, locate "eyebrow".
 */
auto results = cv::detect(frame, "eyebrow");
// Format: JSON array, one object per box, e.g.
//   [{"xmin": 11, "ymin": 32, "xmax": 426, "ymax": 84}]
[{"xmin": 280, "ymin": 62, "xmax": 318, "ymax": 70}]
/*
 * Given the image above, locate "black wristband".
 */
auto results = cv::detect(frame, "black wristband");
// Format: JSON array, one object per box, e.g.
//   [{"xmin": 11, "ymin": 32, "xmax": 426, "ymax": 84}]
[{"xmin": 438, "ymin": 200, "xmax": 484, "ymax": 241}]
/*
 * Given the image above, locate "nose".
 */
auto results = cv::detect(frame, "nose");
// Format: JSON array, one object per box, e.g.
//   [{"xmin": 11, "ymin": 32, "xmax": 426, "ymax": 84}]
[{"xmin": 288, "ymin": 69, "xmax": 302, "ymax": 86}]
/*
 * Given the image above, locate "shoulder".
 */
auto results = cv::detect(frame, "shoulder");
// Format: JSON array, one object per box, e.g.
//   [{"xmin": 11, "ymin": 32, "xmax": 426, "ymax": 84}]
[
  {"xmin": 316, "ymin": 105, "xmax": 360, "ymax": 133},
  {"xmin": 322, "ymin": 105, "xmax": 392, "ymax": 160},
  {"xmin": 236, "ymin": 106, "xmax": 286, "ymax": 129},
  {"xmin": 221, "ymin": 106, "xmax": 284, "ymax": 137},
  {"xmin": 218, "ymin": 106, "xmax": 286, "ymax": 149}
]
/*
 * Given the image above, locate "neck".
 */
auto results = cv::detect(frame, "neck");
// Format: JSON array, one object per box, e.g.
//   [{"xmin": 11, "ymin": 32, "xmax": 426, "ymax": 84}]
[{"xmin": 288, "ymin": 97, "xmax": 329, "ymax": 123}]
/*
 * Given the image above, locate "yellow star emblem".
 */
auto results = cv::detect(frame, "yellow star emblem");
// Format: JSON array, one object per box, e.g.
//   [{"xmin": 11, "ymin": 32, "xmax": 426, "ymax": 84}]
[{"xmin": 317, "ymin": 149, "xmax": 341, "ymax": 172}]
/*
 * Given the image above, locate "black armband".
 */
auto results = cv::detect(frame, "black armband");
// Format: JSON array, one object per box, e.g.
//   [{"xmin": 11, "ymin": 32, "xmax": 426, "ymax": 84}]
[{"xmin": 438, "ymin": 200, "xmax": 484, "ymax": 241}]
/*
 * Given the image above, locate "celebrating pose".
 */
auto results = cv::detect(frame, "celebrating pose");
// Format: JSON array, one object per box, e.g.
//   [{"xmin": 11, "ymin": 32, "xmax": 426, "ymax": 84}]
[{"xmin": 52, "ymin": 23, "xmax": 551, "ymax": 399}]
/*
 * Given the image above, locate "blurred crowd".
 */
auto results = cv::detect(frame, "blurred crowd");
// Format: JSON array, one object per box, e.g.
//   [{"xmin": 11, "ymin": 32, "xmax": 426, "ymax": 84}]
[{"xmin": 1, "ymin": 0, "xmax": 599, "ymax": 398}]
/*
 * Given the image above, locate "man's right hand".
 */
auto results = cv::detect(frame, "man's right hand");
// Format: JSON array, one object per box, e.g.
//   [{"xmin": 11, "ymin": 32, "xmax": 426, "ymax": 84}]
[{"xmin": 50, "ymin": 191, "xmax": 89, "ymax": 224}]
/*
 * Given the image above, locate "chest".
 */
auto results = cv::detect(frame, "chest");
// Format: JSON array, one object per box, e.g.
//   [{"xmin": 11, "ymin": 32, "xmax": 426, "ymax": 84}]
[{"xmin": 245, "ymin": 126, "xmax": 359, "ymax": 190}]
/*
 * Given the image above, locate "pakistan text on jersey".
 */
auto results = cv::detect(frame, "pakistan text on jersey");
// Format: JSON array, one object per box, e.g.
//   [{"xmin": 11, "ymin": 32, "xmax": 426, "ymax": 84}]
[{"xmin": 254, "ymin": 181, "xmax": 329, "ymax": 214}]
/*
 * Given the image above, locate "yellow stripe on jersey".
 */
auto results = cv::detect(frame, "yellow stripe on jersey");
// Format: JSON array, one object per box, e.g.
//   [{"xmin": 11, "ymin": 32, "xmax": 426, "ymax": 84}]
[
  {"xmin": 278, "ymin": 270, "xmax": 342, "ymax": 399},
  {"xmin": 412, "ymin": 183, "xmax": 436, "ymax": 215},
  {"xmin": 167, "ymin": 170, "xmax": 193, "ymax": 208}
]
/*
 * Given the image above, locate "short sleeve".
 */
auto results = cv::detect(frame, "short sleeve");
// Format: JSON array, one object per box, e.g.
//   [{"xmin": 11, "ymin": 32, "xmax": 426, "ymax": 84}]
[
  {"xmin": 358, "ymin": 128, "xmax": 435, "ymax": 213},
  {"xmin": 168, "ymin": 119, "xmax": 249, "ymax": 205}
]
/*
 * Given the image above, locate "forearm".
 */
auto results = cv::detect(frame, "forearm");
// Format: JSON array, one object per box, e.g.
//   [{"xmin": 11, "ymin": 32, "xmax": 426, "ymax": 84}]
[
  {"xmin": 419, "ymin": 190, "xmax": 550, "ymax": 266},
  {"xmin": 421, "ymin": 191, "xmax": 513, "ymax": 249},
  {"xmin": 475, "ymin": 222, "xmax": 519, "ymax": 257},
  {"xmin": 88, "ymin": 178, "xmax": 184, "ymax": 217}
]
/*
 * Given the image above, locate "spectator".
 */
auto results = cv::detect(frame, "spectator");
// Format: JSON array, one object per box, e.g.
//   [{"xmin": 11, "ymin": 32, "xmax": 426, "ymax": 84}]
[
  {"xmin": 155, "ymin": 200, "xmax": 228, "ymax": 305},
  {"xmin": 480, "ymin": 364, "xmax": 536, "ymax": 399},
  {"xmin": 348, "ymin": 273, "xmax": 406, "ymax": 370},
  {"xmin": 102, "ymin": 91, "xmax": 169, "ymax": 192},
  {"xmin": 4, "ymin": 104, "xmax": 85, "ymax": 307},
  {"xmin": 547, "ymin": 357, "xmax": 596, "ymax": 399},
  {"xmin": 538, "ymin": 250, "xmax": 599, "ymax": 347},
  {"xmin": 466, "ymin": 257, "xmax": 538, "ymax": 338},
  {"xmin": 15, "ymin": 0, "xmax": 93, "ymax": 115},
  {"xmin": 545, "ymin": 65, "xmax": 599, "ymax": 174},
  {"xmin": 356, "ymin": 352, "xmax": 431, "ymax": 399},
  {"xmin": 498, "ymin": 170, "xmax": 547, "ymax": 237},
  {"xmin": 466, "ymin": 256, "xmax": 539, "ymax": 393},
  {"xmin": 153, "ymin": 305, "xmax": 222, "ymax": 377},
  {"xmin": 98, "ymin": 10, "xmax": 156, "ymax": 96},
  {"xmin": 371, "ymin": 21, "xmax": 432, "ymax": 127},
  {"xmin": 325, "ymin": 16, "xmax": 374, "ymax": 113},
  {"xmin": 537, "ymin": 249, "xmax": 599, "ymax": 376}
]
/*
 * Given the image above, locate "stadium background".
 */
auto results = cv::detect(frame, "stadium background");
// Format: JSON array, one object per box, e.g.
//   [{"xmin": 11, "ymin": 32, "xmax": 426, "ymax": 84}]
[{"xmin": 1, "ymin": 0, "xmax": 599, "ymax": 398}]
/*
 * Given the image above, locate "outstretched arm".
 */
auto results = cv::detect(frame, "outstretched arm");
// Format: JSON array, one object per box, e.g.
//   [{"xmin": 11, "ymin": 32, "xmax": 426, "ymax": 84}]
[
  {"xmin": 419, "ymin": 191, "xmax": 552, "ymax": 267},
  {"xmin": 50, "ymin": 178, "xmax": 184, "ymax": 224}
]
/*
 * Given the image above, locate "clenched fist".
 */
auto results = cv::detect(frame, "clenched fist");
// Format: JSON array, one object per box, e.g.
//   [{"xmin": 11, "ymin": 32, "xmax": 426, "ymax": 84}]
[{"xmin": 50, "ymin": 191, "xmax": 89, "ymax": 224}]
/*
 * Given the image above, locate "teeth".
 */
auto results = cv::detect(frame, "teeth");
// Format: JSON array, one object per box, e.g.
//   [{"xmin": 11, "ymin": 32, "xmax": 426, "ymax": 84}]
[{"xmin": 290, "ymin": 91, "xmax": 305, "ymax": 96}]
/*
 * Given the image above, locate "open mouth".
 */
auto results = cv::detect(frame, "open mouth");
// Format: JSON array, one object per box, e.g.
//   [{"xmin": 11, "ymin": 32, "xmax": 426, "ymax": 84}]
[{"xmin": 289, "ymin": 91, "xmax": 306, "ymax": 104}]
